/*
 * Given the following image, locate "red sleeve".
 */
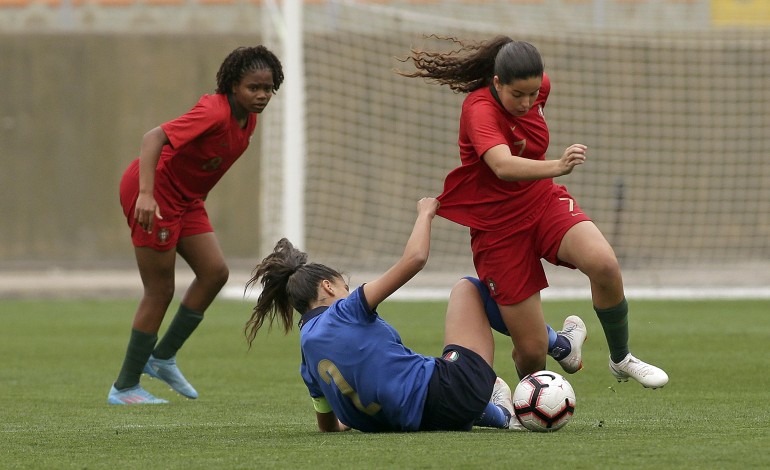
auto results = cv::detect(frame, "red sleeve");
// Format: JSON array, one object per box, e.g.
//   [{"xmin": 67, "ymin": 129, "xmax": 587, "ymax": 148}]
[
  {"xmin": 160, "ymin": 95, "xmax": 225, "ymax": 150},
  {"xmin": 461, "ymin": 96, "xmax": 507, "ymax": 162}
]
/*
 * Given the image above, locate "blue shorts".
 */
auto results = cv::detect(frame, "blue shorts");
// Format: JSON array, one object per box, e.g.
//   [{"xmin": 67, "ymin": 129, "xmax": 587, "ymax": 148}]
[
  {"xmin": 464, "ymin": 276, "xmax": 510, "ymax": 336},
  {"xmin": 419, "ymin": 344, "xmax": 496, "ymax": 431}
]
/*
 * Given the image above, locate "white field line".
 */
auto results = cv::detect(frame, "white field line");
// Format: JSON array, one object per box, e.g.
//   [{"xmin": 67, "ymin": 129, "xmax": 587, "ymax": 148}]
[{"xmin": 222, "ymin": 285, "xmax": 770, "ymax": 302}]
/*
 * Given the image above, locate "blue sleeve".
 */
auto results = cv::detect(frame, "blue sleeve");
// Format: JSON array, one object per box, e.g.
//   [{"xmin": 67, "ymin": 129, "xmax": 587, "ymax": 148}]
[{"xmin": 333, "ymin": 286, "xmax": 378, "ymax": 325}]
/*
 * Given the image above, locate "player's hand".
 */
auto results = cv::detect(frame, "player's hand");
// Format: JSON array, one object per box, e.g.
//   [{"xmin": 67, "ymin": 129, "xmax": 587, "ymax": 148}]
[
  {"xmin": 134, "ymin": 192, "xmax": 163, "ymax": 233},
  {"xmin": 338, "ymin": 420, "xmax": 351, "ymax": 432},
  {"xmin": 558, "ymin": 144, "xmax": 587, "ymax": 175},
  {"xmin": 417, "ymin": 197, "xmax": 440, "ymax": 219}
]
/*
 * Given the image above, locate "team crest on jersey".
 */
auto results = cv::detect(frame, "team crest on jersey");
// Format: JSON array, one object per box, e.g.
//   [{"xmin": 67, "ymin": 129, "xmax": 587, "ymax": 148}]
[
  {"xmin": 202, "ymin": 156, "xmax": 223, "ymax": 171},
  {"xmin": 443, "ymin": 350, "xmax": 460, "ymax": 362},
  {"xmin": 157, "ymin": 228, "xmax": 170, "ymax": 245},
  {"xmin": 487, "ymin": 278, "xmax": 497, "ymax": 295}
]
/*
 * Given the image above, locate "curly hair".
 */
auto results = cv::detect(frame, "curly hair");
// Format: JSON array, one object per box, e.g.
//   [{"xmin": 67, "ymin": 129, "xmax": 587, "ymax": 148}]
[
  {"xmin": 244, "ymin": 238, "xmax": 344, "ymax": 347},
  {"xmin": 215, "ymin": 45, "xmax": 285, "ymax": 95},
  {"xmin": 396, "ymin": 35, "xmax": 543, "ymax": 93}
]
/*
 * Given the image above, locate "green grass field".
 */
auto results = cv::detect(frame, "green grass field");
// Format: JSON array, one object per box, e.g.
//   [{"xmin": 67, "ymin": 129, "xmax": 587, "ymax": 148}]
[{"xmin": 1, "ymin": 297, "xmax": 768, "ymax": 469}]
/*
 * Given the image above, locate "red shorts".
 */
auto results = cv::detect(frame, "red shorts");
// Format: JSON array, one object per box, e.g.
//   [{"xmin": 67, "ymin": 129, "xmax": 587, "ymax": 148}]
[
  {"xmin": 119, "ymin": 159, "xmax": 214, "ymax": 251},
  {"xmin": 470, "ymin": 185, "xmax": 591, "ymax": 305}
]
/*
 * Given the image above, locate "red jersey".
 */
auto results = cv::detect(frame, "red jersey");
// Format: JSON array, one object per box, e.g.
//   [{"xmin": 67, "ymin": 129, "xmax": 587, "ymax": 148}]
[
  {"xmin": 437, "ymin": 74, "xmax": 554, "ymax": 232},
  {"xmin": 158, "ymin": 93, "xmax": 257, "ymax": 200}
]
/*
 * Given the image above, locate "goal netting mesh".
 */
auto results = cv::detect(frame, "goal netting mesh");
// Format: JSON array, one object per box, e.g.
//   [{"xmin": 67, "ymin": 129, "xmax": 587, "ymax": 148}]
[{"xmin": 259, "ymin": 1, "xmax": 770, "ymax": 282}]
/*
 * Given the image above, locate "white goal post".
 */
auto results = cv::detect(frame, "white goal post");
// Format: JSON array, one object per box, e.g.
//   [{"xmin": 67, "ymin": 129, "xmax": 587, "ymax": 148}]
[{"xmin": 261, "ymin": 0, "xmax": 306, "ymax": 252}]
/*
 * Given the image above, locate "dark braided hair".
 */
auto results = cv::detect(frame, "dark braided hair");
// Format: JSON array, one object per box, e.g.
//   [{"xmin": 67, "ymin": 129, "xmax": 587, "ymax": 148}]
[
  {"xmin": 396, "ymin": 35, "xmax": 543, "ymax": 93},
  {"xmin": 245, "ymin": 238, "xmax": 344, "ymax": 347},
  {"xmin": 216, "ymin": 45, "xmax": 284, "ymax": 95}
]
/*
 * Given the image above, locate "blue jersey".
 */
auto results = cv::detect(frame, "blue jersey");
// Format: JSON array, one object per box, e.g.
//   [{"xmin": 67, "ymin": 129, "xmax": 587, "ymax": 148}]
[{"xmin": 298, "ymin": 287, "xmax": 436, "ymax": 432}]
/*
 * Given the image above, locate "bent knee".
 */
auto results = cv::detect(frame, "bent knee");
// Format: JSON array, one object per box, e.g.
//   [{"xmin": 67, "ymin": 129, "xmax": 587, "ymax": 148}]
[
  {"xmin": 210, "ymin": 263, "xmax": 230, "ymax": 287},
  {"xmin": 581, "ymin": 253, "xmax": 621, "ymax": 282},
  {"xmin": 143, "ymin": 280, "xmax": 175, "ymax": 303},
  {"xmin": 513, "ymin": 347, "xmax": 547, "ymax": 376},
  {"xmin": 515, "ymin": 339, "xmax": 548, "ymax": 359},
  {"xmin": 450, "ymin": 278, "xmax": 479, "ymax": 298},
  {"xmin": 196, "ymin": 263, "xmax": 229, "ymax": 290},
  {"xmin": 512, "ymin": 332, "xmax": 549, "ymax": 367}
]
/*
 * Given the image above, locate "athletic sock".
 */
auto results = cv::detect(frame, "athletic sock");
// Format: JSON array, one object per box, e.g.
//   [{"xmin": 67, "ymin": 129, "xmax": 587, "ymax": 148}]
[
  {"xmin": 594, "ymin": 297, "xmax": 630, "ymax": 363},
  {"xmin": 547, "ymin": 324, "xmax": 558, "ymax": 348},
  {"xmin": 114, "ymin": 329, "xmax": 157, "ymax": 390},
  {"xmin": 152, "ymin": 304, "xmax": 204, "ymax": 360},
  {"xmin": 474, "ymin": 402, "xmax": 511, "ymax": 429},
  {"xmin": 548, "ymin": 333, "xmax": 572, "ymax": 361}
]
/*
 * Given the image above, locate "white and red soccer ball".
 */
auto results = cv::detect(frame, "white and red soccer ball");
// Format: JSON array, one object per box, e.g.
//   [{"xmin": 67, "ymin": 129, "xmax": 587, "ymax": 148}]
[{"xmin": 513, "ymin": 370, "xmax": 576, "ymax": 432}]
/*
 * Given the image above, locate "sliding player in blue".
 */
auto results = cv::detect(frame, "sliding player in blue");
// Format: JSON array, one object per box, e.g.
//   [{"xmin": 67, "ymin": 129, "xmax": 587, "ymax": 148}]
[{"xmin": 245, "ymin": 197, "xmax": 584, "ymax": 432}]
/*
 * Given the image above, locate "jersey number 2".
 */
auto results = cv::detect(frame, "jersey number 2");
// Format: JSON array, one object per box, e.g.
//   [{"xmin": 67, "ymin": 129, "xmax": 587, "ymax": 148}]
[{"xmin": 318, "ymin": 359, "xmax": 382, "ymax": 416}]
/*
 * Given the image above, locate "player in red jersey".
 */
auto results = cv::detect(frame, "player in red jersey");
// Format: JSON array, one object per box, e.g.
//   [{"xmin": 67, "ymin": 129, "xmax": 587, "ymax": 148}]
[
  {"xmin": 399, "ymin": 36, "xmax": 668, "ymax": 389},
  {"xmin": 108, "ymin": 46, "xmax": 284, "ymax": 405}
]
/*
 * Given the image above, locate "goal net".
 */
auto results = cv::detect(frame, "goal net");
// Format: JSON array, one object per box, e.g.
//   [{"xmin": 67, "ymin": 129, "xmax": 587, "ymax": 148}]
[{"xmin": 259, "ymin": 1, "xmax": 770, "ymax": 284}]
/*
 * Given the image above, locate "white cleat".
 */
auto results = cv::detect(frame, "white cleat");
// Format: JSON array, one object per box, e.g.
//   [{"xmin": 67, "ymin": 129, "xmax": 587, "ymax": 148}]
[
  {"xmin": 491, "ymin": 377, "xmax": 514, "ymax": 416},
  {"xmin": 507, "ymin": 415, "xmax": 530, "ymax": 432},
  {"xmin": 556, "ymin": 315, "xmax": 587, "ymax": 374},
  {"xmin": 491, "ymin": 377, "xmax": 530, "ymax": 431},
  {"xmin": 609, "ymin": 353, "xmax": 669, "ymax": 389}
]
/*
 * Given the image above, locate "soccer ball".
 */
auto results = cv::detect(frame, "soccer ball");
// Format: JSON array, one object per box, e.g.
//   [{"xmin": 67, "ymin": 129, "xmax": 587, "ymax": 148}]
[{"xmin": 513, "ymin": 370, "xmax": 576, "ymax": 432}]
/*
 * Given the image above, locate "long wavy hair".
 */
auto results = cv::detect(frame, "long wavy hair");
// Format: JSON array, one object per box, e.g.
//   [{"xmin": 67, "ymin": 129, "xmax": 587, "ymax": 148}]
[{"xmin": 396, "ymin": 35, "xmax": 543, "ymax": 93}]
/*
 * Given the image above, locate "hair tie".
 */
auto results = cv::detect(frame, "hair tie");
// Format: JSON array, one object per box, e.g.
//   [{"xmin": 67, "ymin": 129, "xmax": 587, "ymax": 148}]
[{"xmin": 289, "ymin": 263, "xmax": 304, "ymax": 276}]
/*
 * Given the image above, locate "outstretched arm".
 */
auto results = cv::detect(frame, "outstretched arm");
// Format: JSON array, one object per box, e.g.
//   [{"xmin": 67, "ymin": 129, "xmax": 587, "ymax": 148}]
[{"xmin": 362, "ymin": 197, "xmax": 440, "ymax": 309}]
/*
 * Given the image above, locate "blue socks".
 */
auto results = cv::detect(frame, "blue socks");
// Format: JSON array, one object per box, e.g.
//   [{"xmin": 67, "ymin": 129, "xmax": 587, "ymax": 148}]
[
  {"xmin": 546, "ymin": 324, "xmax": 572, "ymax": 361},
  {"xmin": 547, "ymin": 324, "xmax": 558, "ymax": 349},
  {"xmin": 475, "ymin": 402, "xmax": 511, "ymax": 429}
]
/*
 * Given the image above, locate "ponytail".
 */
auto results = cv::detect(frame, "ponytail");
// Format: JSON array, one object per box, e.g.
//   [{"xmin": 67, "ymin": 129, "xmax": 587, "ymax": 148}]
[
  {"xmin": 245, "ymin": 238, "xmax": 343, "ymax": 347},
  {"xmin": 397, "ymin": 35, "xmax": 543, "ymax": 93}
]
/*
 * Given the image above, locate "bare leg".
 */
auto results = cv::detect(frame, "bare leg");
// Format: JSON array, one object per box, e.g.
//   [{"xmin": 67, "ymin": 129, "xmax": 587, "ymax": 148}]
[
  {"xmin": 132, "ymin": 246, "xmax": 177, "ymax": 333},
  {"xmin": 176, "ymin": 232, "xmax": 230, "ymax": 313},
  {"xmin": 443, "ymin": 278, "xmax": 495, "ymax": 366},
  {"xmin": 558, "ymin": 221, "xmax": 669, "ymax": 388},
  {"xmin": 557, "ymin": 221, "xmax": 628, "ymax": 359},
  {"xmin": 110, "ymin": 246, "xmax": 175, "ymax": 394},
  {"xmin": 444, "ymin": 279, "xmax": 513, "ymax": 430},
  {"xmin": 497, "ymin": 293, "xmax": 548, "ymax": 378},
  {"xmin": 557, "ymin": 221, "xmax": 623, "ymax": 309},
  {"xmin": 135, "ymin": 233, "xmax": 227, "ymax": 399}
]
